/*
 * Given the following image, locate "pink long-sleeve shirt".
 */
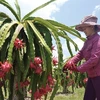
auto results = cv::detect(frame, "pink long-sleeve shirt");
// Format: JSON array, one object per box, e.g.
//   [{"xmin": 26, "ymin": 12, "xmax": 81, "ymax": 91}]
[{"xmin": 71, "ymin": 33, "xmax": 100, "ymax": 78}]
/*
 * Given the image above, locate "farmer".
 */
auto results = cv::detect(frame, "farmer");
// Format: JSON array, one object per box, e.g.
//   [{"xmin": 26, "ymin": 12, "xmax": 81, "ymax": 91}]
[{"xmin": 63, "ymin": 15, "xmax": 100, "ymax": 100}]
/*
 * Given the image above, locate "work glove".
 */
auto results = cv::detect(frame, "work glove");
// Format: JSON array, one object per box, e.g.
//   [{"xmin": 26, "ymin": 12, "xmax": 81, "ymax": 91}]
[
  {"xmin": 62, "ymin": 60, "xmax": 74, "ymax": 72},
  {"xmin": 63, "ymin": 60, "xmax": 79, "ymax": 72}
]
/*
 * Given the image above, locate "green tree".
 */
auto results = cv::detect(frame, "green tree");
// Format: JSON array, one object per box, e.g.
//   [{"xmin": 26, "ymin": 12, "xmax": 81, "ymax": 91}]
[{"xmin": 0, "ymin": 0, "xmax": 85, "ymax": 100}]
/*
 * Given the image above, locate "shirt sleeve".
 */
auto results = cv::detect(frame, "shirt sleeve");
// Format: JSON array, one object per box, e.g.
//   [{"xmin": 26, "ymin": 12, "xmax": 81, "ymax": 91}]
[{"xmin": 77, "ymin": 39, "xmax": 100, "ymax": 73}]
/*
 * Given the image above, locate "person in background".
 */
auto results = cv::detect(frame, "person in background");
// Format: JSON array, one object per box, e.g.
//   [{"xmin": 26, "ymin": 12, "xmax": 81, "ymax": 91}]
[{"xmin": 63, "ymin": 15, "xmax": 100, "ymax": 100}]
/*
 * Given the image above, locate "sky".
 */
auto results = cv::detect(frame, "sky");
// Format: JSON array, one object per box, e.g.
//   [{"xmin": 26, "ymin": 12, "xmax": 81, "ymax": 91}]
[{"xmin": 0, "ymin": 0, "xmax": 100, "ymax": 58}]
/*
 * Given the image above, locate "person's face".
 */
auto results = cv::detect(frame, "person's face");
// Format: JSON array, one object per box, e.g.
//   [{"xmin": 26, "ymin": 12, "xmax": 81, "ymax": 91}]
[{"xmin": 82, "ymin": 26, "xmax": 94, "ymax": 37}]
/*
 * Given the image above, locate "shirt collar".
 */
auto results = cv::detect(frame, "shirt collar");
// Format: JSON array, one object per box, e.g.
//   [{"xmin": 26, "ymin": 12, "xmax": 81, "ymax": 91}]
[{"xmin": 87, "ymin": 33, "xmax": 97, "ymax": 40}]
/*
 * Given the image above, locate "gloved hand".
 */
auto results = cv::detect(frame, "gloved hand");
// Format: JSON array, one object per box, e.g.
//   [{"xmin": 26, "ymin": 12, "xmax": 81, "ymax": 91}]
[
  {"xmin": 72, "ymin": 67, "xmax": 79, "ymax": 72},
  {"xmin": 67, "ymin": 60, "xmax": 75, "ymax": 70},
  {"xmin": 62, "ymin": 60, "xmax": 74, "ymax": 72},
  {"xmin": 62, "ymin": 65, "xmax": 68, "ymax": 73},
  {"xmin": 63, "ymin": 60, "xmax": 79, "ymax": 72}
]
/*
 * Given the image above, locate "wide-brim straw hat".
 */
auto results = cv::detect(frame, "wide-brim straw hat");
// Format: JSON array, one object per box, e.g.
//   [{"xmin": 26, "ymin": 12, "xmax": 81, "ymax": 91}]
[{"xmin": 75, "ymin": 15, "xmax": 100, "ymax": 32}]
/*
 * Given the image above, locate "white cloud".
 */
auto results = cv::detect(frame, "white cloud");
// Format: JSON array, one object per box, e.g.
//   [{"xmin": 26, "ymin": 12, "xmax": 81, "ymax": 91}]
[
  {"xmin": 92, "ymin": 5, "xmax": 100, "ymax": 15},
  {"xmin": 0, "ymin": 0, "xmax": 68, "ymax": 19}
]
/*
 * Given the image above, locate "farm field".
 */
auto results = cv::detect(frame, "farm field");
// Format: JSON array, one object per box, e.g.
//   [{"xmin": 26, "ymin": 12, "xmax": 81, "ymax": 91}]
[{"xmin": 54, "ymin": 87, "xmax": 85, "ymax": 100}]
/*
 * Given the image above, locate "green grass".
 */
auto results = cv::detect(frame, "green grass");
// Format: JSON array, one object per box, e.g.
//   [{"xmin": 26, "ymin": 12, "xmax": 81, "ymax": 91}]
[{"xmin": 53, "ymin": 87, "xmax": 85, "ymax": 100}]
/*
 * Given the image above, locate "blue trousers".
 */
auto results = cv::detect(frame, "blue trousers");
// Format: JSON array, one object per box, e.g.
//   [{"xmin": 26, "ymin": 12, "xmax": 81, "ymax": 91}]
[{"xmin": 84, "ymin": 76, "xmax": 100, "ymax": 100}]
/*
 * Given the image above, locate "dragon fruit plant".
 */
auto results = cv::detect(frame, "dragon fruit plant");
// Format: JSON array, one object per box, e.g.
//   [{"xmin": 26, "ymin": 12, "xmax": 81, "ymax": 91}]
[{"xmin": 0, "ymin": 0, "xmax": 85, "ymax": 100}]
